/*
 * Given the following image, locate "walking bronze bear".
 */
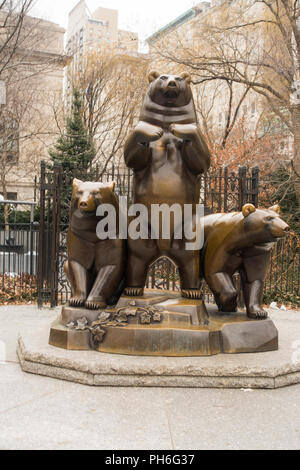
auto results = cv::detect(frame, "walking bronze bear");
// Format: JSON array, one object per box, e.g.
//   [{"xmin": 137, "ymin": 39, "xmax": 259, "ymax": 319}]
[{"xmin": 201, "ymin": 204, "xmax": 290, "ymax": 319}]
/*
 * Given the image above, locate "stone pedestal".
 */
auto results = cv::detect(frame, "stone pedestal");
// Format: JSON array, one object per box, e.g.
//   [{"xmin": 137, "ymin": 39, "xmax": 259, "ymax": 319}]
[
  {"xmin": 17, "ymin": 307, "xmax": 300, "ymax": 389},
  {"xmin": 49, "ymin": 290, "xmax": 278, "ymax": 357}
]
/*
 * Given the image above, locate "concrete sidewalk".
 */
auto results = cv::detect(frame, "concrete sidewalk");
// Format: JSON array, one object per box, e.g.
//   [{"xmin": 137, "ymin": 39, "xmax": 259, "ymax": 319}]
[{"xmin": 0, "ymin": 305, "xmax": 300, "ymax": 450}]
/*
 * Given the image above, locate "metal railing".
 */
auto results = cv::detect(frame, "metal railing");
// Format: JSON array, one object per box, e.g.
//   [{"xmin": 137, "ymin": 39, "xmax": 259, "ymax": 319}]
[{"xmin": 0, "ymin": 200, "xmax": 39, "ymax": 303}]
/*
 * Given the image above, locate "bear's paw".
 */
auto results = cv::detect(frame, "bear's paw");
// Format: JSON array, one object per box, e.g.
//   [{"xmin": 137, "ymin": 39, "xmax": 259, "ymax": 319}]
[
  {"xmin": 85, "ymin": 297, "xmax": 107, "ymax": 310},
  {"xmin": 69, "ymin": 295, "xmax": 86, "ymax": 308},
  {"xmin": 181, "ymin": 289, "xmax": 202, "ymax": 300},
  {"xmin": 124, "ymin": 287, "xmax": 144, "ymax": 297},
  {"xmin": 247, "ymin": 307, "xmax": 268, "ymax": 320}
]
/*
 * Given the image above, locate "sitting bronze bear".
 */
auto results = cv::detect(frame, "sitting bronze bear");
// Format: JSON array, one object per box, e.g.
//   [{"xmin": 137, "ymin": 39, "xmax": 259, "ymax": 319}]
[{"xmin": 65, "ymin": 179, "xmax": 125, "ymax": 310}]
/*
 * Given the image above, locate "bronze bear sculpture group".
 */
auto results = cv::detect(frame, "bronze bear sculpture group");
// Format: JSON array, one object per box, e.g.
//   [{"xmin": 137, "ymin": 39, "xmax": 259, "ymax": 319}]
[{"xmin": 65, "ymin": 72, "xmax": 290, "ymax": 321}]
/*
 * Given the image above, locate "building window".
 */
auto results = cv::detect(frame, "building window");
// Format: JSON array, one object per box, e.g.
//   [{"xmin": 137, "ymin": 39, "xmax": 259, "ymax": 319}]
[
  {"xmin": 0, "ymin": 192, "xmax": 17, "ymax": 201},
  {"xmin": 0, "ymin": 118, "xmax": 19, "ymax": 164},
  {"xmin": 88, "ymin": 19, "xmax": 104, "ymax": 26}
]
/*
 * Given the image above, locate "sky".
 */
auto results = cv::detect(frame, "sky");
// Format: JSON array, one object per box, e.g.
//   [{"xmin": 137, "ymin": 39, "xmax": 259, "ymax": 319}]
[{"xmin": 30, "ymin": 0, "xmax": 200, "ymax": 49}]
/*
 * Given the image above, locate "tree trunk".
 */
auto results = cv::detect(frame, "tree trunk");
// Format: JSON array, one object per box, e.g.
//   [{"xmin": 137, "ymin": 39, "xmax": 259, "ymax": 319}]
[
  {"xmin": 291, "ymin": 104, "xmax": 300, "ymax": 204},
  {"xmin": 0, "ymin": 174, "xmax": 9, "ymax": 231}
]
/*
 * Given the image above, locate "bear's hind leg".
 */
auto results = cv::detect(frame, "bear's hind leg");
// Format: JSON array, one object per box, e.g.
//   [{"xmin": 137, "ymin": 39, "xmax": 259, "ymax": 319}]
[
  {"xmin": 86, "ymin": 265, "xmax": 120, "ymax": 310},
  {"xmin": 66, "ymin": 260, "xmax": 90, "ymax": 308},
  {"xmin": 125, "ymin": 255, "xmax": 155, "ymax": 297},
  {"xmin": 172, "ymin": 251, "xmax": 202, "ymax": 299},
  {"xmin": 125, "ymin": 239, "xmax": 158, "ymax": 296},
  {"xmin": 207, "ymin": 272, "xmax": 238, "ymax": 313}
]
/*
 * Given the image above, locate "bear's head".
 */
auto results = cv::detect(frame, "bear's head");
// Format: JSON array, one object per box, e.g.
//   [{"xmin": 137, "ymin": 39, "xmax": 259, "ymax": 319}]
[
  {"xmin": 72, "ymin": 179, "xmax": 116, "ymax": 213},
  {"xmin": 242, "ymin": 204, "xmax": 290, "ymax": 242},
  {"xmin": 147, "ymin": 71, "xmax": 193, "ymax": 107}
]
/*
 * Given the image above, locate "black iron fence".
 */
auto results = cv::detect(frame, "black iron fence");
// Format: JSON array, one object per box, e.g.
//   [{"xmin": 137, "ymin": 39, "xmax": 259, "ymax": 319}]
[
  {"xmin": 1, "ymin": 162, "xmax": 297, "ymax": 307},
  {"xmin": 264, "ymin": 235, "xmax": 299, "ymax": 305},
  {"xmin": 0, "ymin": 200, "xmax": 39, "ymax": 303},
  {"xmin": 36, "ymin": 161, "xmax": 269, "ymax": 308}
]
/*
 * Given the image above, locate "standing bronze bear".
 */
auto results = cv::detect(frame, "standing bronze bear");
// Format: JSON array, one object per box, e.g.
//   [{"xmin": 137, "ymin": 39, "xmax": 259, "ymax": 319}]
[
  {"xmin": 124, "ymin": 71, "xmax": 211, "ymax": 298},
  {"xmin": 65, "ymin": 179, "xmax": 125, "ymax": 310},
  {"xmin": 202, "ymin": 204, "xmax": 290, "ymax": 319}
]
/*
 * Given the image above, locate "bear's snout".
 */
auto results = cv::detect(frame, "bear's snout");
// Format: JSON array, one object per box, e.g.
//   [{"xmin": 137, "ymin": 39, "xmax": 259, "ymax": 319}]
[
  {"xmin": 271, "ymin": 219, "xmax": 290, "ymax": 238},
  {"xmin": 162, "ymin": 78, "xmax": 180, "ymax": 98},
  {"xmin": 166, "ymin": 79, "xmax": 179, "ymax": 92},
  {"xmin": 78, "ymin": 195, "xmax": 96, "ymax": 212}
]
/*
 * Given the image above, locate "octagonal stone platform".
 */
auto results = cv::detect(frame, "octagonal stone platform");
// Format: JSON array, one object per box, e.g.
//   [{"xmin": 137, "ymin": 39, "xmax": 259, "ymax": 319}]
[{"xmin": 17, "ymin": 308, "xmax": 300, "ymax": 389}]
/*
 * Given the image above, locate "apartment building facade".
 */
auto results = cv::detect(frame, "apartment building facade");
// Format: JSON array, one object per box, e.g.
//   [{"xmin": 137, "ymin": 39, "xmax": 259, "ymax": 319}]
[
  {"xmin": 65, "ymin": 1, "xmax": 147, "ymax": 172},
  {"xmin": 66, "ymin": 0, "xmax": 139, "ymax": 74},
  {"xmin": 0, "ymin": 13, "xmax": 66, "ymax": 202}
]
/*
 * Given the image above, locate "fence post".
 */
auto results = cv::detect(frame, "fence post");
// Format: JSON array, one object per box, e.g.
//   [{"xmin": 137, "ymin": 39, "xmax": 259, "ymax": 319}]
[
  {"xmin": 238, "ymin": 166, "xmax": 247, "ymax": 210},
  {"xmin": 251, "ymin": 166, "xmax": 259, "ymax": 207},
  {"xmin": 37, "ymin": 161, "xmax": 46, "ymax": 308},
  {"xmin": 223, "ymin": 166, "xmax": 228, "ymax": 212},
  {"xmin": 218, "ymin": 167, "xmax": 222, "ymax": 212},
  {"xmin": 50, "ymin": 163, "xmax": 62, "ymax": 308},
  {"xmin": 29, "ymin": 204, "xmax": 34, "ymax": 276}
]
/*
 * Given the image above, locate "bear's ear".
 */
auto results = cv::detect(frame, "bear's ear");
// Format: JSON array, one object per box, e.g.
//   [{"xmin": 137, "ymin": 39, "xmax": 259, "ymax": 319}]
[
  {"xmin": 180, "ymin": 72, "xmax": 192, "ymax": 84},
  {"xmin": 73, "ymin": 178, "xmax": 82, "ymax": 190},
  {"xmin": 269, "ymin": 204, "xmax": 280, "ymax": 214},
  {"xmin": 108, "ymin": 181, "xmax": 115, "ymax": 192},
  {"xmin": 242, "ymin": 203, "xmax": 256, "ymax": 218},
  {"xmin": 148, "ymin": 71, "xmax": 160, "ymax": 83}
]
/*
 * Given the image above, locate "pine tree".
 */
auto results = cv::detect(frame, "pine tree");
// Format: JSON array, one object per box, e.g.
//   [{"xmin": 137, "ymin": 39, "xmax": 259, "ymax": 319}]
[
  {"xmin": 49, "ymin": 89, "xmax": 96, "ymax": 219},
  {"xmin": 49, "ymin": 89, "xmax": 95, "ymax": 174}
]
